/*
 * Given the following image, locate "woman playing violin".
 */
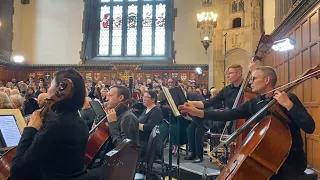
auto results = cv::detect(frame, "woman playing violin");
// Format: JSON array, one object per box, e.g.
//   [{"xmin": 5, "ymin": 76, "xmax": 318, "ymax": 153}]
[
  {"xmin": 10, "ymin": 69, "xmax": 89, "ymax": 180},
  {"xmin": 179, "ymin": 63, "xmax": 315, "ymax": 180}
]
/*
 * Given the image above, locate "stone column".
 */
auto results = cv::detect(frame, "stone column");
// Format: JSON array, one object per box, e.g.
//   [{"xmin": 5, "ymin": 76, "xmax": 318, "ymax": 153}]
[{"xmin": 208, "ymin": 40, "xmax": 214, "ymax": 88}]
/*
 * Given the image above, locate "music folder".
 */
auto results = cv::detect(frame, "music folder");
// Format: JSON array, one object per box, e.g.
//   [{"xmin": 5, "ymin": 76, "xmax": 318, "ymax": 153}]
[
  {"xmin": 161, "ymin": 86, "xmax": 187, "ymax": 117},
  {"xmin": 89, "ymin": 100, "xmax": 106, "ymax": 117}
]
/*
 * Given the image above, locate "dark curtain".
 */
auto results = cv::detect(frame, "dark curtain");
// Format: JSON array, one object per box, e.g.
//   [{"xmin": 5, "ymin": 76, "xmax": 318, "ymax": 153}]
[{"xmin": 82, "ymin": 0, "xmax": 97, "ymax": 62}]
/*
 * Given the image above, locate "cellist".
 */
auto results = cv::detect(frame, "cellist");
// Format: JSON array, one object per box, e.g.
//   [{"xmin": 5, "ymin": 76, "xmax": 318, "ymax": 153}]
[
  {"xmin": 10, "ymin": 69, "xmax": 89, "ymax": 180},
  {"xmin": 178, "ymin": 62, "xmax": 315, "ymax": 180}
]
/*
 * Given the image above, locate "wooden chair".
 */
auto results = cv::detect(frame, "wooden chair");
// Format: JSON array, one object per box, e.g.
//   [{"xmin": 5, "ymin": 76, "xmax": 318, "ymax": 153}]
[{"xmin": 99, "ymin": 139, "xmax": 142, "ymax": 180}]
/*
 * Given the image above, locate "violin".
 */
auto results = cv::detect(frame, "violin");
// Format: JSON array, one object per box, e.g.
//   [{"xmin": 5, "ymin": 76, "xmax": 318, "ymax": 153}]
[
  {"xmin": 84, "ymin": 97, "xmax": 134, "ymax": 168},
  {"xmin": 210, "ymin": 64, "xmax": 320, "ymax": 180},
  {"xmin": 0, "ymin": 78, "xmax": 74, "ymax": 180}
]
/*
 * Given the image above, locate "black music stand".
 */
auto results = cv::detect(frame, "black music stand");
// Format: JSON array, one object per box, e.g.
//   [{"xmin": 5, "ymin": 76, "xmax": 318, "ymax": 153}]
[{"xmin": 161, "ymin": 86, "xmax": 187, "ymax": 180}]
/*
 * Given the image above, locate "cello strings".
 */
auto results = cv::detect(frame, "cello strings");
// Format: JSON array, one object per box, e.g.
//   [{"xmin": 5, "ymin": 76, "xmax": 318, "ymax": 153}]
[{"xmin": 260, "ymin": 69, "xmax": 320, "ymax": 97}]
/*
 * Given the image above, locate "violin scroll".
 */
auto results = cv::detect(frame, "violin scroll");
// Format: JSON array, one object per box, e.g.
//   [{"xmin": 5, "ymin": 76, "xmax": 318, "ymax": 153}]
[{"xmin": 40, "ymin": 78, "xmax": 74, "ymax": 118}]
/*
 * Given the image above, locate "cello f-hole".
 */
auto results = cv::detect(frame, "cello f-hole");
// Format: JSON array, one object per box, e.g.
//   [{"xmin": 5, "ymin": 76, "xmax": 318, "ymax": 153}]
[{"xmin": 225, "ymin": 160, "xmax": 238, "ymax": 180}]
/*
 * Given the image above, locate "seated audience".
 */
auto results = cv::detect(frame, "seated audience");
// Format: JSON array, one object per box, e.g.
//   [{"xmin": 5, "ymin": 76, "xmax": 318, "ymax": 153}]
[
  {"xmin": 10, "ymin": 94, "xmax": 25, "ymax": 116},
  {"xmin": 23, "ymin": 87, "xmax": 39, "ymax": 115},
  {"xmin": 80, "ymin": 97, "xmax": 97, "ymax": 129},
  {"xmin": 0, "ymin": 92, "xmax": 13, "ymax": 109}
]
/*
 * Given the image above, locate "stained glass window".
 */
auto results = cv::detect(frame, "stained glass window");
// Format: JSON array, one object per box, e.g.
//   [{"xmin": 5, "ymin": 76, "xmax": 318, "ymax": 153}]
[
  {"xmin": 99, "ymin": 5, "xmax": 110, "ymax": 55},
  {"xmin": 93, "ymin": 0, "xmax": 171, "ymax": 61},
  {"xmin": 112, "ymin": 5, "xmax": 123, "ymax": 55},
  {"xmin": 127, "ymin": 5, "xmax": 137, "ymax": 55},
  {"xmin": 142, "ymin": 4, "xmax": 153, "ymax": 55},
  {"xmin": 155, "ymin": 3, "xmax": 166, "ymax": 55}
]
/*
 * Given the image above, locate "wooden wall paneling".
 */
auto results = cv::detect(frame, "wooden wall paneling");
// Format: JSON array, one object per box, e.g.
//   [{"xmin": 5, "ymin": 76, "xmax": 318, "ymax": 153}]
[
  {"xmin": 302, "ymin": 49, "xmax": 311, "ymax": 103},
  {"xmin": 296, "ymin": 26, "xmax": 302, "ymax": 51},
  {"xmin": 295, "ymin": 53, "xmax": 303, "ymax": 99},
  {"xmin": 310, "ymin": 11, "xmax": 319, "ymax": 41},
  {"xmin": 302, "ymin": 20, "xmax": 310, "ymax": 47},
  {"xmin": 264, "ymin": 2, "xmax": 320, "ymax": 173}
]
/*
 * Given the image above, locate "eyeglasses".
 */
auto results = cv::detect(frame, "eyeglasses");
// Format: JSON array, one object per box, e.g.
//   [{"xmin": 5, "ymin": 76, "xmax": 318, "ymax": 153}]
[
  {"xmin": 249, "ymin": 76, "xmax": 258, "ymax": 82},
  {"xmin": 225, "ymin": 72, "xmax": 237, "ymax": 75}
]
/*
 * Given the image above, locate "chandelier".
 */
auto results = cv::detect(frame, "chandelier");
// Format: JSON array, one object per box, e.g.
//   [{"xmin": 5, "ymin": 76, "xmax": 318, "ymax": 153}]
[{"xmin": 197, "ymin": 0, "xmax": 218, "ymax": 54}]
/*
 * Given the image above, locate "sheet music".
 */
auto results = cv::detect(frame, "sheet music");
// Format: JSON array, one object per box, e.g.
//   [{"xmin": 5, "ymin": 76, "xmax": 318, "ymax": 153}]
[
  {"xmin": 0, "ymin": 115, "xmax": 21, "ymax": 147},
  {"xmin": 162, "ymin": 86, "xmax": 181, "ymax": 117}
]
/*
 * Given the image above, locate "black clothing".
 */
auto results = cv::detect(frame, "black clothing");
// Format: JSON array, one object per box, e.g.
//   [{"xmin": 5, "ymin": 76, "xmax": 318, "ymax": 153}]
[
  {"xmin": 132, "ymin": 101, "xmax": 146, "ymax": 118},
  {"xmin": 80, "ymin": 108, "xmax": 96, "ymax": 129},
  {"xmin": 186, "ymin": 92, "xmax": 208, "ymax": 159},
  {"xmin": 109, "ymin": 104, "xmax": 139, "ymax": 146},
  {"xmin": 203, "ymin": 83, "xmax": 241, "ymax": 109},
  {"xmin": 138, "ymin": 106, "xmax": 163, "ymax": 156},
  {"xmin": 203, "ymin": 93, "xmax": 315, "ymax": 179},
  {"xmin": 23, "ymin": 98, "xmax": 39, "ymax": 116},
  {"xmin": 10, "ymin": 110, "xmax": 89, "ymax": 180},
  {"xmin": 186, "ymin": 121, "xmax": 207, "ymax": 159}
]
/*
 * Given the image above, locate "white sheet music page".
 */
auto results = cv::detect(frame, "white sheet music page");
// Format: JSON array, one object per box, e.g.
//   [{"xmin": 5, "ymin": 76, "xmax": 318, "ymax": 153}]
[
  {"xmin": 161, "ymin": 86, "xmax": 181, "ymax": 117},
  {"xmin": 0, "ymin": 115, "xmax": 21, "ymax": 147}
]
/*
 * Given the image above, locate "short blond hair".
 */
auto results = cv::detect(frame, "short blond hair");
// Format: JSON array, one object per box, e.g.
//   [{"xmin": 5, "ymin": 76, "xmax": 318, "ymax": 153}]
[
  {"xmin": 227, "ymin": 64, "xmax": 243, "ymax": 73},
  {"xmin": 0, "ymin": 92, "xmax": 13, "ymax": 109},
  {"xmin": 10, "ymin": 94, "xmax": 24, "ymax": 108}
]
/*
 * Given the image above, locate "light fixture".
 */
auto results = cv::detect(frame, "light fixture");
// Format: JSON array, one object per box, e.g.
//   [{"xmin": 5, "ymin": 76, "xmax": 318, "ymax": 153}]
[
  {"xmin": 13, "ymin": 55, "xmax": 25, "ymax": 63},
  {"xmin": 195, "ymin": 67, "xmax": 203, "ymax": 75},
  {"xmin": 201, "ymin": 36, "xmax": 212, "ymax": 54},
  {"xmin": 197, "ymin": 0, "xmax": 218, "ymax": 54},
  {"xmin": 272, "ymin": 38, "xmax": 295, "ymax": 52}
]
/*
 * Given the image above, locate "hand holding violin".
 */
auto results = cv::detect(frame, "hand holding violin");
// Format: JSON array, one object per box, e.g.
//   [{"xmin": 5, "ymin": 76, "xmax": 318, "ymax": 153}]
[
  {"xmin": 178, "ymin": 102, "xmax": 204, "ymax": 118},
  {"xmin": 273, "ymin": 90, "xmax": 293, "ymax": 111},
  {"xmin": 28, "ymin": 110, "xmax": 44, "ymax": 130}
]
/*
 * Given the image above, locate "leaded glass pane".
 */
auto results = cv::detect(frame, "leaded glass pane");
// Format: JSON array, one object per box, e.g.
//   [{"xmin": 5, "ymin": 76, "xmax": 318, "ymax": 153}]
[
  {"xmin": 113, "ymin": 0, "xmax": 123, "ymax": 2},
  {"xmin": 112, "ymin": 5, "xmax": 123, "ymax": 55},
  {"xmin": 127, "ymin": 5, "xmax": 138, "ymax": 55},
  {"xmin": 99, "ymin": 5, "xmax": 110, "ymax": 55},
  {"xmin": 101, "ymin": 0, "xmax": 110, "ymax": 2},
  {"xmin": 128, "ymin": 0, "xmax": 138, "ymax": 1},
  {"xmin": 141, "ymin": 4, "xmax": 153, "ymax": 55},
  {"xmin": 155, "ymin": 3, "xmax": 165, "ymax": 55}
]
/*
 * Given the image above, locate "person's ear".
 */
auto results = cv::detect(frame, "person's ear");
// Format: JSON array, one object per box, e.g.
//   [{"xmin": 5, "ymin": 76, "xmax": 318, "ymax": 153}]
[
  {"xmin": 119, "ymin": 95, "xmax": 124, "ymax": 102},
  {"xmin": 264, "ymin": 77, "xmax": 270, "ymax": 85}
]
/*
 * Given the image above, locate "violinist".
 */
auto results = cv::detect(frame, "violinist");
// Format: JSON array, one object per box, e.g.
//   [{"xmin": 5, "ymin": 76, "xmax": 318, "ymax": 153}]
[
  {"xmin": 179, "ymin": 63, "xmax": 315, "ymax": 180},
  {"xmin": 106, "ymin": 85, "xmax": 139, "ymax": 146},
  {"xmin": 10, "ymin": 69, "xmax": 89, "ymax": 180}
]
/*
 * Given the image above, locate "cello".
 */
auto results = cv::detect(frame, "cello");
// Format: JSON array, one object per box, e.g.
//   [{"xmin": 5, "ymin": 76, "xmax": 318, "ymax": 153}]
[
  {"xmin": 210, "ymin": 64, "xmax": 320, "ymax": 179},
  {"xmin": 0, "ymin": 78, "xmax": 74, "ymax": 180},
  {"xmin": 219, "ymin": 32, "xmax": 274, "ymax": 155}
]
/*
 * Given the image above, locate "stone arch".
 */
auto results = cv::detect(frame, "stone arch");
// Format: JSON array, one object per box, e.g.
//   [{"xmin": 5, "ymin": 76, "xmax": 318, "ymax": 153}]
[{"xmin": 225, "ymin": 48, "xmax": 251, "ymax": 75}]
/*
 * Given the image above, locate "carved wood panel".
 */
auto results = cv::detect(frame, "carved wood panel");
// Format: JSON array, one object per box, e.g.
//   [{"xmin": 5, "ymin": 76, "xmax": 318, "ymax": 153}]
[{"xmin": 263, "ymin": 3, "xmax": 320, "ymax": 174}]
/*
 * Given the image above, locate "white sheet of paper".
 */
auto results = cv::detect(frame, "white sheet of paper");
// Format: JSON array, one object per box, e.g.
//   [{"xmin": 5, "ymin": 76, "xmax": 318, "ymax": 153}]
[{"xmin": 0, "ymin": 115, "xmax": 21, "ymax": 147}]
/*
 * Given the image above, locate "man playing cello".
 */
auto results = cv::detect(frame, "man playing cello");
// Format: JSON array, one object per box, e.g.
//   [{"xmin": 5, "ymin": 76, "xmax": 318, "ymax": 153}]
[{"xmin": 178, "ymin": 62, "xmax": 315, "ymax": 180}]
